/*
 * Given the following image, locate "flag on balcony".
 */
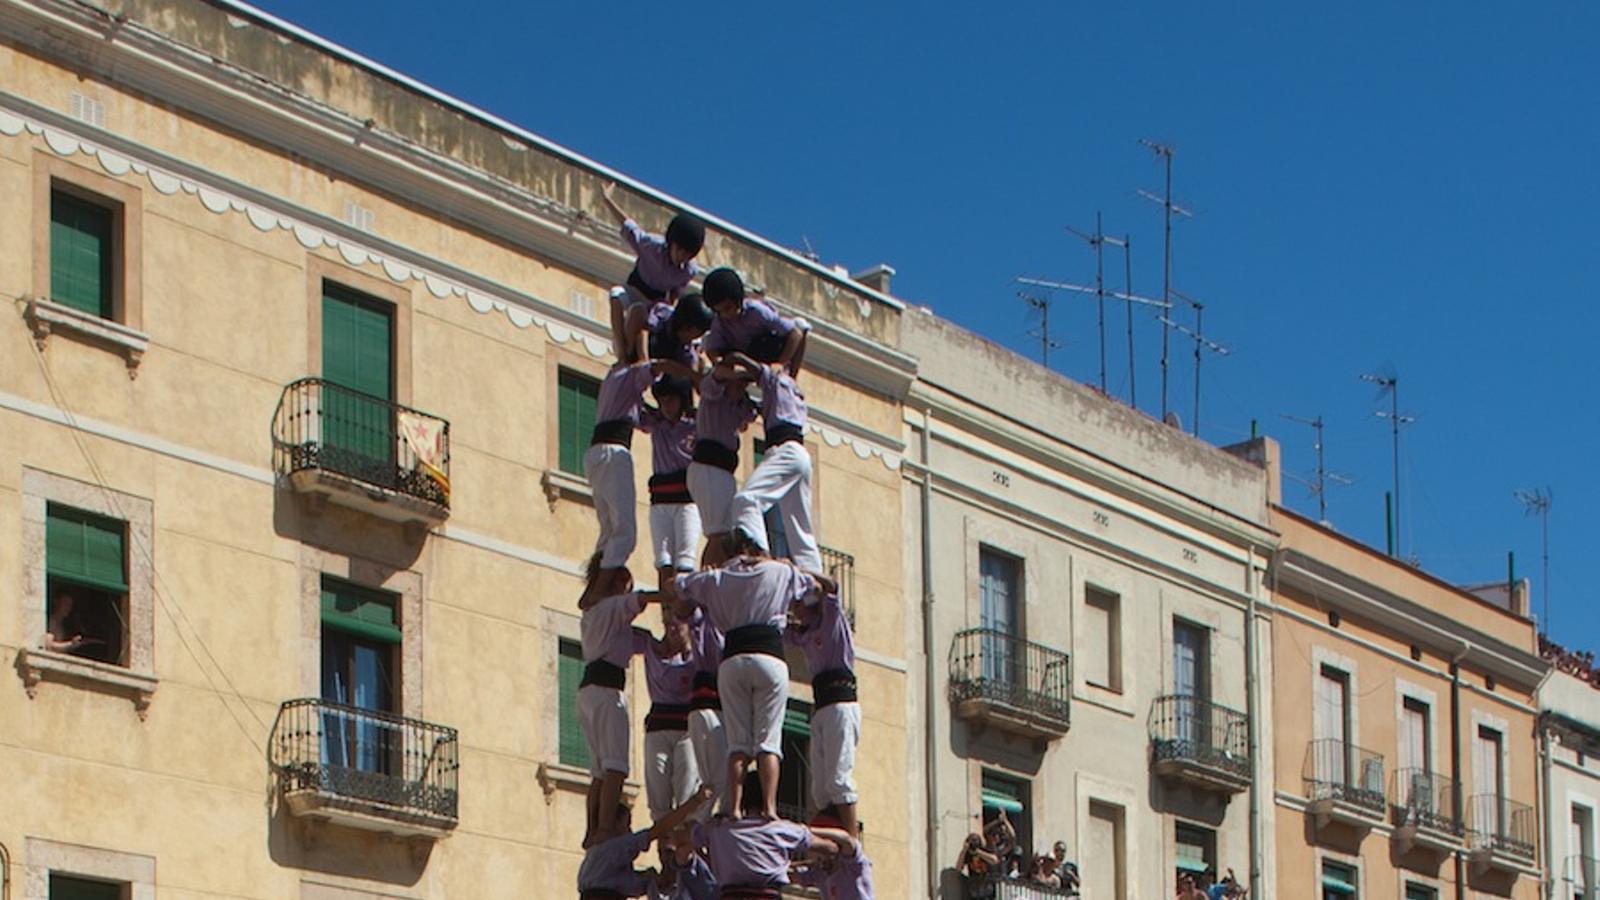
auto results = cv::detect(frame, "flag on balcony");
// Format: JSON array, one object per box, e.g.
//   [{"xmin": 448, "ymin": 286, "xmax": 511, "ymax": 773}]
[{"xmin": 398, "ymin": 411, "xmax": 450, "ymax": 501}]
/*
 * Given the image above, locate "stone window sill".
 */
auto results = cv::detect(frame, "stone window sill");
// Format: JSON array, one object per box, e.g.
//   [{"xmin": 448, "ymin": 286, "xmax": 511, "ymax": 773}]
[
  {"xmin": 18, "ymin": 646, "xmax": 158, "ymax": 718},
  {"xmin": 26, "ymin": 297, "xmax": 148, "ymax": 377},
  {"xmin": 541, "ymin": 467, "xmax": 593, "ymax": 510},
  {"xmin": 535, "ymin": 761, "xmax": 639, "ymax": 806}
]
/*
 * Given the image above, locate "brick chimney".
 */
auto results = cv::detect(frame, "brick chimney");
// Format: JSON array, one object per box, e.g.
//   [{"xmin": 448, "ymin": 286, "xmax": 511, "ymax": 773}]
[{"xmin": 851, "ymin": 263, "xmax": 895, "ymax": 295}]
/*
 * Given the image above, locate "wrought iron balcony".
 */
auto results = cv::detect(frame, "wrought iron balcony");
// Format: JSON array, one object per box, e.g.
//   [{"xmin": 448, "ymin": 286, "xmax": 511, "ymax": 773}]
[
  {"xmin": 269, "ymin": 698, "xmax": 460, "ymax": 838},
  {"xmin": 1388, "ymin": 767, "xmax": 1463, "ymax": 854},
  {"xmin": 1466, "ymin": 794, "xmax": 1536, "ymax": 871},
  {"xmin": 1303, "ymin": 739, "xmax": 1386, "ymax": 830},
  {"xmin": 273, "ymin": 378, "xmax": 451, "ymax": 526},
  {"xmin": 1566, "ymin": 854, "xmax": 1597, "ymax": 900},
  {"xmin": 818, "ymin": 545, "xmax": 856, "ymax": 627},
  {"xmin": 1148, "ymin": 694, "xmax": 1251, "ymax": 793},
  {"xmin": 948, "ymin": 628, "xmax": 1071, "ymax": 741},
  {"xmin": 995, "ymin": 879, "xmax": 1081, "ymax": 899}
]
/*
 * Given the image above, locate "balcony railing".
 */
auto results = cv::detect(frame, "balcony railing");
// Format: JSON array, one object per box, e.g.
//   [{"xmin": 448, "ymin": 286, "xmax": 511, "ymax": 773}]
[
  {"xmin": 948, "ymin": 628, "xmax": 1071, "ymax": 739},
  {"xmin": 269, "ymin": 698, "xmax": 459, "ymax": 835},
  {"xmin": 1389, "ymin": 767, "xmax": 1463, "ymax": 837},
  {"xmin": 1303, "ymin": 739, "xmax": 1387, "ymax": 818},
  {"xmin": 818, "ymin": 545, "xmax": 856, "ymax": 627},
  {"xmin": 273, "ymin": 378, "xmax": 451, "ymax": 521},
  {"xmin": 1566, "ymin": 854, "xmax": 1597, "ymax": 900},
  {"xmin": 1148, "ymin": 694, "xmax": 1251, "ymax": 791},
  {"xmin": 1466, "ymin": 794, "xmax": 1536, "ymax": 863},
  {"xmin": 995, "ymin": 879, "xmax": 1080, "ymax": 900}
]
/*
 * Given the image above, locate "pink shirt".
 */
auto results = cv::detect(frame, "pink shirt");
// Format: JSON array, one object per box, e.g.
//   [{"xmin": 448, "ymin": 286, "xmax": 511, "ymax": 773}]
[
  {"xmin": 693, "ymin": 817, "xmax": 812, "ymax": 888},
  {"xmin": 675, "ymin": 558, "xmax": 816, "ymax": 634},
  {"xmin": 581, "ymin": 592, "xmax": 647, "ymax": 668}
]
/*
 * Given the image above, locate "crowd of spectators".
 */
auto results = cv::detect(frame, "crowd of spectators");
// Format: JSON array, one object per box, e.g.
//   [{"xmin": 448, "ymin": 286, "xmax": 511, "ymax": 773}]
[
  {"xmin": 955, "ymin": 810, "xmax": 1080, "ymax": 897},
  {"xmin": 1540, "ymin": 635, "xmax": 1600, "ymax": 688},
  {"xmin": 1176, "ymin": 868, "xmax": 1248, "ymax": 899}
]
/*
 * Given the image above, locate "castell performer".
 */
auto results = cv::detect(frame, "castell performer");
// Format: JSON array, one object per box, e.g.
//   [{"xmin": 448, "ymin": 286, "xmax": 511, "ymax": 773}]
[
  {"xmin": 685, "ymin": 607, "xmax": 727, "ymax": 820},
  {"xmin": 576, "ymin": 786, "xmax": 711, "ymax": 900},
  {"xmin": 636, "ymin": 611, "xmax": 700, "ymax": 821},
  {"xmin": 598, "ymin": 181, "xmax": 705, "ymax": 364},
  {"xmin": 639, "ymin": 374, "xmax": 702, "ymax": 588},
  {"xmin": 686, "ymin": 360, "xmax": 756, "ymax": 568},
  {"xmin": 576, "ymin": 567, "xmax": 657, "ymax": 844},
  {"xmin": 726, "ymin": 353, "xmax": 821, "ymax": 573},
  {"xmin": 699, "ymin": 267, "xmax": 809, "ymax": 377},
  {"xmin": 786, "ymin": 573, "xmax": 861, "ymax": 837},
  {"xmin": 689, "ymin": 773, "xmax": 841, "ymax": 900},
  {"xmin": 669, "ymin": 546, "xmax": 815, "ymax": 819}
]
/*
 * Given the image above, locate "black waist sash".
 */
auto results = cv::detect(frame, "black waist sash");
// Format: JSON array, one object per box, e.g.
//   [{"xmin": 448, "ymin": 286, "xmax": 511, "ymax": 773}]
[
  {"xmin": 746, "ymin": 330, "xmax": 788, "ymax": 364},
  {"xmin": 649, "ymin": 470, "xmax": 692, "ymax": 505},
  {"xmin": 591, "ymin": 419, "xmax": 634, "ymax": 448},
  {"xmin": 581, "ymin": 891, "xmax": 626, "ymax": 900},
  {"xmin": 723, "ymin": 624, "xmax": 784, "ymax": 660},
  {"xmin": 645, "ymin": 702, "xmax": 691, "ymax": 733},
  {"xmin": 626, "ymin": 266, "xmax": 666, "ymax": 302},
  {"xmin": 813, "ymin": 667, "xmax": 858, "ymax": 707},
  {"xmin": 580, "ymin": 660, "xmax": 626, "ymax": 690},
  {"xmin": 720, "ymin": 887, "xmax": 782, "ymax": 900},
  {"xmin": 691, "ymin": 438, "xmax": 738, "ymax": 472},
  {"xmin": 691, "ymin": 671, "xmax": 722, "ymax": 710},
  {"xmin": 763, "ymin": 422, "xmax": 804, "ymax": 447}
]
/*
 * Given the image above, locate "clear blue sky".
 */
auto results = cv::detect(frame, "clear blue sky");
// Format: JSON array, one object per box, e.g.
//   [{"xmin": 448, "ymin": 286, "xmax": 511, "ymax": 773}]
[{"xmin": 250, "ymin": 1, "xmax": 1596, "ymax": 650}]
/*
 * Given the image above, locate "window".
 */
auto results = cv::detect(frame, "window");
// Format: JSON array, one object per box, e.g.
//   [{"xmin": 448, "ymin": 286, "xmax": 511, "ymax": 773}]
[
  {"xmin": 981, "ymin": 770, "xmax": 1031, "ymax": 862},
  {"xmin": 1399, "ymin": 697, "xmax": 1431, "ymax": 774},
  {"xmin": 50, "ymin": 188, "xmax": 115, "ymax": 318},
  {"xmin": 1174, "ymin": 822, "xmax": 1216, "ymax": 887},
  {"xmin": 1573, "ymin": 804, "xmax": 1594, "ymax": 898},
  {"xmin": 979, "ymin": 548, "xmax": 1021, "ymax": 687},
  {"xmin": 49, "ymin": 873, "xmax": 125, "ymax": 900},
  {"xmin": 558, "ymin": 368, "xmax": 600, "ymax": 476},
  {"xmin": 1315, "ymin": 665, "xmax": 1352, "ymax": 783},
  {"xmin": 1082, "ymin": 586, "xmax": 1121, "ymax": 692},
  {"xmin": 321, "ymin": 282, "xmax": 396, "ymax": 468},
  {"xmin": 1321, "ymin": 860, "xmax": 1357, "ymax": 899},
  {"xmin": 1085, "ymin": 800, "xmax": 1126, "ymax": 900},
  {"xmin": 558, "ymin": 638, "xmax": 589, "ymax": 769},
  {"xmin": 1474, "ymin": 725, "xmax": 1505, "ymax": 822},
  {"xmin": 320, "ymin": 577, "xmax": 399, "ymax": 774},
  {"xmin": 777, "ymin": 699, "xmax": 812, "ymax": 821},
  {"xmin": 45, "ymin": 503, "xmax": 128, "ymax": 666},
  {"xmin": 1403, "ymin": 882, "xmax": 1436, "ymax": 900}
]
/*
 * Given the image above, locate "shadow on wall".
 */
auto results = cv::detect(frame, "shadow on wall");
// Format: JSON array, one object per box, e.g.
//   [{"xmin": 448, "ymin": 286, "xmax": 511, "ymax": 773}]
[
  {"xmin": 272, "ymin": 486, "xmax": 426, "ymax": 571},
  {"xmin": 1148, "ymin": 769, "xmax": 1230, "ymax": 826},
  {"xmin": 265, "ymin": 785, "xmax": 432, "ymax": 886},
  {"xmin": 950, "ymin": 720, "xmax": 1047, "ymax": 776}
]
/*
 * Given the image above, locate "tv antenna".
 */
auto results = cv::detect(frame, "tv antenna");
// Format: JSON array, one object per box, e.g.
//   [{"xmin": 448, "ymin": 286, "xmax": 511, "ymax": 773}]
[
  {"xmin": 1017, "ymin": 291, "xmax": 1062, "ymax": 369},
  {"xmin": 1017, "ymin": 274, "xmax": 1168, "ymax": 399},
  {"xmin": 1514, "ymin": 487, "xmax": 1552, "ymax": 632},
  {"xmin": 1139, "ymin": 139, "xmax": 1193, "ymax": 424},
  {"xmin": 1280, "ymin": 414, "xmax": 1353, "ymax": 522},
  {"xmin": 799, "ymin": 235, "xmax": 822, "ymax": 263},
  {"xmin": 1360, "ymin": 368, "xmax": 1416, "ymax": 558},
  {"xmin": 1157, "ymin": 290, "xmax": 1229, "ymax": 436},
  {"xmin": 1063, "ymin": 211, "xmax": 1126, "ymax": 393}
]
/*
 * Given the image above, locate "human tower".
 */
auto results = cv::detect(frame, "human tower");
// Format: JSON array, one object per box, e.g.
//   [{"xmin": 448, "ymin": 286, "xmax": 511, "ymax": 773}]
[{"xmin": 573, "ymin": 185, "xmax": 874, "ymax": 899}]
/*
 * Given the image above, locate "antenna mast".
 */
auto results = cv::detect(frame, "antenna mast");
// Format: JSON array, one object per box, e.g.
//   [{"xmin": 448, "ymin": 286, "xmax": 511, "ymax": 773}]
[
  {"xmin": 1281, "ymin": 413, "xmax": 1353, "ymax": 522},
  {"xmin": 1122, "ymin": 234, "xmax": 1136, "ymax": 408},
  {"xmin": 1065, "ymin": 212, "xmax": 1126, "ymax": 394},
  {"xmin": 1360, "ymin": 370, "xmax": 1415, "ymax": 558},
  {"xmin": 1018, "ymin": 291, "xmax": 1061, "ymax": 369},
  {"xmin": 1158, "ymin": 291, "xmax": 1229, "ymax": 437},
  {"xmin": 1514, "ymin": 487, "xmax": 1552, "ymax": 631},
  {"xmin": 1139, "ymin": 139, "xmax": 1192, "ymax": 423}
]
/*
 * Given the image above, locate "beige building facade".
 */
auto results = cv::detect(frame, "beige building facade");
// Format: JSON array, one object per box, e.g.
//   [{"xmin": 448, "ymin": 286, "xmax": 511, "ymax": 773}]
[
  {"xmin": 0, "ymin": 0, "xmax": 916, "ymax": 897},
  {"xmin": 1536, "ymin": 662, "xmax": 1600, "ymax": 900},
  {"xmin": 900, "ymin": 311, "xmax": 1279, "ymax": 899}
]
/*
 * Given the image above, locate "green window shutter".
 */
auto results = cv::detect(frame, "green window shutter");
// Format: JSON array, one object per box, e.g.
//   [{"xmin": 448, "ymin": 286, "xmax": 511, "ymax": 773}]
[
  {"xmin": 783, "ymin": 699, "xmax": 812, "ymax": 738},
  {"xmin": 50, "ymin": 190, "xmax": 114, "ymax": 319},
  {"xmin": 320, "ymin": 577, "xmax": 401, "ymax": 645},
  {"xmin": 558, "ymin": 369, "xmax": 599, "ymax": 476},
  {"xmin": 322, "ymin": 284, "xmax": 393, "ymax": 400},
  {"xmin": 559, "ymin": 639, "xmax": 590, "ymax": 768},
  {"xmin": 49, "ymin": 874, "xmax": 124, "ymax": 900},
  {"xmin": 45, "ymin": 504, "xmax": 127, "ymax": 593}
]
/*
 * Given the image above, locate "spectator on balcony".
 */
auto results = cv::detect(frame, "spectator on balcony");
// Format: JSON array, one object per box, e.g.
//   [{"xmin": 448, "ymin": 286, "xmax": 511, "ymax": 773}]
[
  {"xmin": 787, "ymin": 572, "xmax": 861, "ymax": 838},
  {"xmin": 687, "ymin": 361, "xmax": 757, "ymax": 569},
  {"xmin": 577, "ymin": 786, "xmax": 711, "ymax": 899},
  {"xmin": 1176, "ymin": 873, "xmax": 1207, "ymax": 900},
  {"xmin": 1211, "ymin": 868, "xmax": 1246, "ymax": 899},
  {"xmin": 639, "ymin": 375, "xmax": 702, "ymax": 591},
  {"xmin": 43, "ymin": 591, "xmax": 102, "ymax": 657},
  {"xmin": 637, "ymin": 610, "xmax": 699, "ymax": 822},
  {"xmin": 984, "ymin": 809, "xmax": 1022, "ymax": 878},
  {"xmin": 1048, "ymin": 842, "xmax": 1081, "ymax": 895},
  {"xmin": 956, "ymin": 831, "xmax": 1000, "ymax": 899}
]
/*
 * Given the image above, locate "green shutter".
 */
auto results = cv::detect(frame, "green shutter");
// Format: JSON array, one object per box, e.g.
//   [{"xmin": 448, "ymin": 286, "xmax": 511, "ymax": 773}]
[
  {"xmin": 320, "ymin": 577, "xmax": 401, "ymax": 645},
  {"xmin": 559, "ymin": 639, "xmax": 590, "ymax": 768},
  {"xmin": 49, "ymin": 874, "xmax": 124, "ymax": 900},
  {"xmin": 558, "ymin": 369, "xmax": 599, "ymax": 476},
  {"xmin": 784, "ymin": 699, "xmax": 812, "ymax": 737},
  {"xmin": 46, "ymin": 504, "xmax": 127, "ymax": 593},
  {"xmin": 50, "ymin": 190, "xmax": 114, "ymax": 318},
  {"xmin": 321, "ymin": 283, "xmax": 395, "ymax": 467}
]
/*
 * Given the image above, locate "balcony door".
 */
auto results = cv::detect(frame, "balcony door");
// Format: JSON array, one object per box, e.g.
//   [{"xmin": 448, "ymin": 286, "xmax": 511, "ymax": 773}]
[
  {"xmin": 321, "ymin": 282, "xmax": 395, "ymax": 481},
  {"xmin": 1399, "ymin": 697, "xmax": 1433, "ymax": 812},
  {"xmin": 978, "ymin": 548, "xmax": 1020, "ymax": 687},
  {"xmin": 320, "ymin": 577, "xmax": 400, "ymax": 780},
  {"xmin": 1172, "ymin": 620, "xmax": 1210, "ymax": 746},
  {"xmin": 1315, "ymin": 665, "xmax": 1352, "ymax": 787},
  {"xmin": 1474, "ymin": 725, "xmax": 1505, "ymax": 836}
]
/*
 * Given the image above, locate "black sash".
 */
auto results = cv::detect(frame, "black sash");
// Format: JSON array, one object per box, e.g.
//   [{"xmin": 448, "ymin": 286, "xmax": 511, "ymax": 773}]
[
  {"xmin": 746, "ymin": 330, "xmax": 787, "ymax": 364},
  {"xmin": 724, "ymin": 624, "xmax": 784, "ymax": 660},
  {"xmin": 627, "ymin": 266, "xmax": 666, "ymax": 302},
  {"xmin": 691, "ymin": 439, "xmax": 738, "ymax": 472},
  {"xmin": 691, "ymin": 671, "xmax": 722, "ymax": 710},
  {"xmin": 580, "ymin": 660, "xmax": 626, "ymax": 690},
  {"xmin": 763, "ymin": 422, "xmax": 804, "ymax": 447},
  {"xmin": 719, "ymin": 888, "xmax": 782, "ymax": 900},
  {"xmin": 645, "ymin": 702, "xmax": 692, "ymax": 733},
  {"xmin": 813, "ymin": 667, "xmax": 858, "ymax": 707},
  {"xmin": 581, "ymin": 891, "xmax": 626, "ymax": 900},
  {"xmin": 649, "ymin": 470, "xmax": 693, "ymax": 505},
  {"xmin": 591, "ymin": 419, "xmax": 634, "ymax": 448}
]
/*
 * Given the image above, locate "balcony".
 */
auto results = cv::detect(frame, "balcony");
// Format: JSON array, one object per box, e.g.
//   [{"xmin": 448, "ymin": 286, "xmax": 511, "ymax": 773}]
[
  {"xmin": 1148, "ymin": 694, "xmax": 1251, "ymax": 794},
  {"xmin": 1466, "ymin": 794, "xmax": 1536, "ymax": 875},
  {"xmin": 818, "ymin": 545, "xmax": 856, "ymax": 627},
  {"xmin": 269, "ymin": 698, "xmax": 460, "ymax": 839},
  {"xmin": 1389, "ymin": 768, "xmax": 1464, "ymax": 855},
  {"xmin": 995, "ymin": 880, "xmax": 1080, "ymax": 900},
  {"xmin": 948, "ymin": 628, "xmax": 1071, "ymax": 741},
  {"xmin": 1303, "ymin": 739, "xmax": 1386, "ymax": 831},
  {"xmin": 1566, "ymin": 855, "xmax": 1597, "ymax": 900},
  {"xmin": 273, "ymin": 378, "xmax": 451, "ymax": 527}
]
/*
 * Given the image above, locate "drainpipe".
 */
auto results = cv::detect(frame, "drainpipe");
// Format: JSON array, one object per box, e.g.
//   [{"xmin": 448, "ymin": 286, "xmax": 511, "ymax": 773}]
[
  {"xmin": 1539, "ymin": 714, "xmax": 1553, "ymax": 900},
  {"xmin": 921, "ymin": 406, "xmax": 940, "ymax": 899},
  {"xmin": 1450, "ymin": 641, "xmax": 1470, "ymax": 900},
  {"xmin": 1245, "ymin": 545, "xmax": 1263, "ymax": 899}
]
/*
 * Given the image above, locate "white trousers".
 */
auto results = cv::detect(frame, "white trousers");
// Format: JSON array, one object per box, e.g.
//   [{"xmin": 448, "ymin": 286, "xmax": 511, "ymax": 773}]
[
  {"xmin": 687, "ymin": 708, "xmax": 728, "ymax": 820},
  {"xmin": 644, "ymin": 728, "xmax": 700, "ymax": 819},
  {"xmin": 583, "ymin": 443, "xmax": 636, "ymax": 568},
  {"xmin": 718, "ymin": 654, "xmax": 789, "ymax": 758},
  {"xmin": 687, "ymin": 462, "xmax": 737, "ymax": 535},
  {"xmin": 731, "ymin": 441, "xmax": 821, "ymax": 572},
  {"xmin": 810, "ymin": 701, "xmax": 861, "ymax": 808},
  {"xmin": 649, "ymin": 502, "xmax": 702, "ymax": 571},
  {"xmin": 577, "ymin": 684, "xmax": 630, "ymax": 777}
]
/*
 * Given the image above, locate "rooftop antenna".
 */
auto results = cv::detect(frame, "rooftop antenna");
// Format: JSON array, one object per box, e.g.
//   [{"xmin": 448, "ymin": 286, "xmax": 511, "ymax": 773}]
[
  {"xmin": 799, "ymin": 235, "xmax": 822, "ymax": 263},
  {"xmin": 1514, "ymin": 487, "xmax": 1552, "ymax": 632},
  {"xmin": 1018, "ymin": 275, "xmax": 1168, "ymax": 397},
  {"xmin": 1159, "ymin": 290, "xmax": 1229, "ymax": 436},
  {"xmin": 1280, "ymin": 413, "xmax": 1354, "ymax": 522},
  {"xmin": 1017, "ymin": 291, "xmax": 1061, "ymax": 369},
  {"xmin": 1121, "ymin": 234, "xmax": 1137, "ymax": 408},
  {"xmin": 1360, "ymin": 368, "xmax": 1416, "ymax": 558},
  {"xmin": 1064, "ymin": 211, "xmax": 1127, "ymax": 393},
  {"xmin": 1139, "ymin": 139, "xmax": 1193, "ymax": 424}
]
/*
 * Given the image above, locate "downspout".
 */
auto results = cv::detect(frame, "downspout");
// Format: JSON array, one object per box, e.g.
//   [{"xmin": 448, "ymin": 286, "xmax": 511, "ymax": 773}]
[
  {"xmin": 1450, "ymin": 641, "xmax": 1470, "ymax": 900},
  {"xmin": 921, "ymin": 406, "xmax": 940, "ymax": 899},
  {"xmin": 1245, "ymin": 545, "xmax": 1263, "ymax": 899},
  {"xmin": 1539, "ymin": 714, "xmax": 1553, "ymax": 900}
]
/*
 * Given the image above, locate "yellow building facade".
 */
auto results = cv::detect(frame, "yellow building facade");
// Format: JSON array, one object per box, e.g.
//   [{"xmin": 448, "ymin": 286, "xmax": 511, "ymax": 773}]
[{"xmin": 0, "ymin": 0, "xmax": 915, "ymax": 896}]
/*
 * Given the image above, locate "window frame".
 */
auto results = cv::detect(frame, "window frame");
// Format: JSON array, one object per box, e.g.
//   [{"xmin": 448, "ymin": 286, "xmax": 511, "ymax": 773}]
[
  {"xmin": 1081, "ymin": 585, "xmax": 1122, "ymax": 693},
  {"xmin": 25, "ymin": 837, "xmax": 154, "ymax": 900},
  {"xmin": 296, "ymin": 546, "xmax": 423, "ymax": 720},
  {"xmin": 305, "ymin": 255, "xmax": 413, "ymax": 407},
  {"xmin": 556, "ymin": 366, "xmax": 602, "ymax": 478},
  {"xmin": 558, "ymin": 637, "xmax": 590, "ymax": 770}
]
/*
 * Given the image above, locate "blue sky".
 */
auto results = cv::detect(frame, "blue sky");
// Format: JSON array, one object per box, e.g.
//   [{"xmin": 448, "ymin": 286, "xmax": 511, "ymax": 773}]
[{"xmin": 250, "ymin": 1, "xmax": 1597, "ymax": 649}]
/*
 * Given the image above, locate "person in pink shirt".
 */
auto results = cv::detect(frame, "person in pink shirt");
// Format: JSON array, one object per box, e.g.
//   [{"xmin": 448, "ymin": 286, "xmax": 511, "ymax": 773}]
[
  {"xmin": 636, "ymin": 610, "xmax": 699, "ymax": 821},
  {"xmin": 599, "ymin": 182, "xmax": 706, "ymax": 364},
  {"xmin": 578, "ymin": 568, "xmax": 660, "ymax": 844},
  {"xmin": 786, "ymin": 574, "xmax": 860, "ymax": 837},
  {"xmin": 688, "ymin": 773, "xmax": 841, "ymax": 900}
]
